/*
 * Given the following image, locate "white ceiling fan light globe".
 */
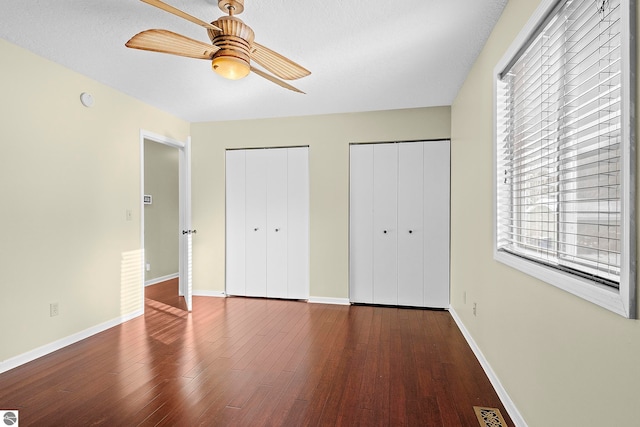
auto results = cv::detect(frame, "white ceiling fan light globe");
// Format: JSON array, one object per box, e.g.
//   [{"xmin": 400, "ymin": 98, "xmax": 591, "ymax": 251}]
[{"xmin": 212, "ymin": 56, "xmax": 251, "ymax": 80}]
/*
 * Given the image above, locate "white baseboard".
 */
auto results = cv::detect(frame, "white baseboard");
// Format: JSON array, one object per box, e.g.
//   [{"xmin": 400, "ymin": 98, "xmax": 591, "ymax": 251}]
[
  {"xmin": 193, "ymin": 290, "xmax": 226, "ymax": 298},
  {"xmin": 0, "ymin": 309, "xmax": 144, "ymax": 375},
  {"xmin": 308, "ymin": 296, "xmax": 351, "ymax": 305},
  {"xmin": 449, "ymin": 308, "xmax": 527, "ymax": 427},
  {"xmin": 145, "ymin": 273, "xmax": 179, "ymax": 287},
  {"xmin": 188, "ymin": 292, "xmax": 349, "ymax": 304}
]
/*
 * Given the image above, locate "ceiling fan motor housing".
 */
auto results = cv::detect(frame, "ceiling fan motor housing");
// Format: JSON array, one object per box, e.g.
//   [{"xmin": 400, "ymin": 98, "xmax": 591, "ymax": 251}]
[{"xmin": 208, "ymin": 16, "xmax": 254, "ymax": 73}]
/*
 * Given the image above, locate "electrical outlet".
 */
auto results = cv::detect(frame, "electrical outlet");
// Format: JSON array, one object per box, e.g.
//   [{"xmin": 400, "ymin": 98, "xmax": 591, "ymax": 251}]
[
  {"xmin": 50, "ymin": 302, "xmax": 59, "ymax": 317},
  {"xmin": 463, "ymin": 291, "xmax": 467, "ymax": 304},
  {"xmin": 146, "ymin": 263, "xmax": 151, "ymax": 272},
  {"xmin": 126, "ymin": 209, "xmax": 133, "ymax": 221},
  {"xmin": 473, "ymin": 302, "xmax": 477, "ymax": 317}
]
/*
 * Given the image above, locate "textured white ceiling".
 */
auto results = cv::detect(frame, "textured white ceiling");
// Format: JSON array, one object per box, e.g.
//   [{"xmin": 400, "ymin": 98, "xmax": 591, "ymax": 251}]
[{"xmin": 0, "ymin": 0, "xmax": 507, "ymax": 122}]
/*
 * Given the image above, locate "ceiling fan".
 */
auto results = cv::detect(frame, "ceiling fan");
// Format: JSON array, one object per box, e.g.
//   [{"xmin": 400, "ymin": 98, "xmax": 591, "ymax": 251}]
[{"xmin": 126, "ymin": 0, "xmax": 310, "ymax": 93}]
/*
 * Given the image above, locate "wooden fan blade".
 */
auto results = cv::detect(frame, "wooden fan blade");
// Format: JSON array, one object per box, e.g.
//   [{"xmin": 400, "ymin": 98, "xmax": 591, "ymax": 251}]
[
  {"xmin": 251, "ymin": 42, "xmax": 311, "ymax": 81},
  {"xmin": 140, "ymin": 0, "xmax": 221, "ymax": 31},
  {"xmin": 126, "ymin": 29, "xmax": 220, "ymax": 60},
  {"xmin": 250, "ymin": 67, "xmax": 305, "ymax": 94}
]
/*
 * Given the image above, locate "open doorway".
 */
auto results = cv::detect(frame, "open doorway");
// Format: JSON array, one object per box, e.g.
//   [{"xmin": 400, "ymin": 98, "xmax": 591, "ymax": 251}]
[
  {"xmin": 143, "ymin": 139, "xmax": 185, "ymax": 310},
  {"xmin": 140, "ymin": 131, "xmax": 193, "ymax": 313}
]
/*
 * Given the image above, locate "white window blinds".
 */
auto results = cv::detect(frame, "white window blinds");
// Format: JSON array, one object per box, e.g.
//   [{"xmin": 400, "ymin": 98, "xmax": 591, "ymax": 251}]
[{"xmin": 496, "ymin": 0, "xmax": 623, "ymax": 287}]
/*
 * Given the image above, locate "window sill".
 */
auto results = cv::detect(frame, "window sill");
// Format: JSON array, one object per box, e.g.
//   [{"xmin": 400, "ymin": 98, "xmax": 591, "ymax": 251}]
[{"xmin": 494, "ymin": 249, "xmax": 634, "ymax": 318}]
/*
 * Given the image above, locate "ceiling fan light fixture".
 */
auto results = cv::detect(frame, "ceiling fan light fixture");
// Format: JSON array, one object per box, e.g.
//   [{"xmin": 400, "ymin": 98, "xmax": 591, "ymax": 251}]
[
  {"xmin": 127, "ymin": 0, "xmax": 308, "ymax": 92},
  {"xmin": 212, "ymin": 55, "xmax": 250, "ymax": 80}
]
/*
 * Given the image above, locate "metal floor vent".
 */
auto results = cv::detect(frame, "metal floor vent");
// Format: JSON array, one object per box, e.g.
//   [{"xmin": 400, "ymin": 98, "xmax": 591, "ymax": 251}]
[{"xmin": 473, "ymin": 406, "xmax": 508, "ymax": 427}]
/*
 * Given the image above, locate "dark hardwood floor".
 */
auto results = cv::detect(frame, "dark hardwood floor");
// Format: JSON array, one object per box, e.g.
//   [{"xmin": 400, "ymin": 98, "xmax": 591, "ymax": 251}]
[{"xmin": 0, "ymin": 280, "xmax": 513, "ymax": 426}]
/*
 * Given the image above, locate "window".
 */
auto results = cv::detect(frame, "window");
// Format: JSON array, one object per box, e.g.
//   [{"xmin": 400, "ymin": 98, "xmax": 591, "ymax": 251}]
[{"xmin": 494, "ymin": 0, "xmax": 635, "ymax": 317}]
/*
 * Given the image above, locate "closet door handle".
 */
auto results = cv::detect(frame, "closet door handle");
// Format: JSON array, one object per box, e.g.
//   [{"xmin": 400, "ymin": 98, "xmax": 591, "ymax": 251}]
[
  {"xmin": 383, "ymin": 230, "xmax": 388, "ymax": 234},
  {"xmin": 275, "ymin": 228, "xmax": 280, "ymax": 232},
  {"xmin": 409, "ymin": 230, "xmax": 413, "ymax": 234},
  {"xmin": 254, "ymin": 227, "xmax": 259, "ymax": 231}
]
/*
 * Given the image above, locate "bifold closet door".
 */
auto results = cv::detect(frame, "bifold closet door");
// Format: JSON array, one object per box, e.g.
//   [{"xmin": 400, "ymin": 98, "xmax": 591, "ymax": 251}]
[
  {"xmin": 286, "ymin": 147, "xmax": 310, "ymax": 300},
  {"xmin": 372, "ymin": 143, "xmax": 398, "ymax": 305},
  {"xmin": 397, "ymin": 142, "xmax": 425, "ymax": 306},
  {"xmin": 245, "ymin": 149, "xmax": 268, "ymax": 297},
  {"xmin": 265, "ymin": 149, "xmax": 288, "ymax": 298},
  {"xmin": 423, "ymin": 141, "xmax": 450, "ymax": 308},
  {"xmin": 226, "ymin": 147, "xmax": 309, "ymax": 300},
  {"xmin": 349, "ymin": 144, "xmax": 374, "ymax": 304},
  {"xmin": 225, "ymin": 149, "xmax": 246, "ymax": 296},
  {"xmin": 350, "ymin": 140, "xmax": 450, "ymax": 308},
  {"xmin": 349, "ymin": 142, "xmax": 400, "ymax": 306}
]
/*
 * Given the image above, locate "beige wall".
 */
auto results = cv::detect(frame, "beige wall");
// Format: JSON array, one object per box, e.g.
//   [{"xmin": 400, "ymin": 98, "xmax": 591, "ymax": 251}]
[
  {"xmin": 144, "ymin": 140, "xmax": 179, "ymax": 282},
  {"xmin": 450, "ymin": 1, "xmax": 640, "ymax": 426},
  {"xmin": 190, "ymin": 108, "xmax": 451, "ymax": 298},
  {"xmin": 0, "ymin": 39, "xmax": 189, "ymax": 364}
]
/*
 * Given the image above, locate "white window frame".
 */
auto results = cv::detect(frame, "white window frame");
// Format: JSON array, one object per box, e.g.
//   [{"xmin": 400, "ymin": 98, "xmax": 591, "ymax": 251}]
[{"xmin": 493, "ymin": 0, "xmax": 636, "ymax": 318}]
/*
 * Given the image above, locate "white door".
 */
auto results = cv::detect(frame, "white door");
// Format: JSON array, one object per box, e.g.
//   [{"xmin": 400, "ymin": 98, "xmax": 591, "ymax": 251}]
[
  {"xmin": 179, "ymin": 137, "xmax": 193, "ymax": 311},
  {"xmin": 266, "ymin": 149, "xmax": 288, "ymax": 298},
  {"xmin": 287, "ymin": 147, "xmax": 310, "ymax": 299},
  {"xmin": 225, "ymin": 150, "xmax": 246, "ymax": 296},
  {"xmin": 141, "ymin": 131, "xmax": 193, "ymax": 312},
  {"xmin": 423, "ymin": 141, "xmax": 450, "ymax": 308},
  {"xmin": 397, "ymin": 142, "xmax": 425, "ymax": 306},
  {"xmin": 372, "ymin": 143, "xmax": 398, "ymax": 305},
  {"xmin": 349, "ymin": 144, "xmax": 374, "ymax": 304},
  {"xmin": 245, "ymin": 149, "xmax": 268, "ymax": 297}
]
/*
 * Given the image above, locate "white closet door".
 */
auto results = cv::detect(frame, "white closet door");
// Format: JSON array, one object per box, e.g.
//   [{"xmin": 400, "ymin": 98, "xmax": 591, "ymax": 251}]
[
  {"xmin": 349, "ymin": 144, "xmax": 374, "ymax": 303},
  {"xmin": 397, "ymin": 142, "xmax": 425, "ymax": 306},
  {"xmin": 373, "ymin": 143, "xmax": 398, "ymax": 305},
  {"xmin": 266, "ymin": 149, "xmax": 288, "ymax": 298},
  {"xmin": 424, "ymin": 141, "xmax": 450, "ymax": 308},
  {"xmin": 287, "ymin": 147, "xmax": 309, "ymax": 299},
  {"xmin": 225, "ymin": 150, "xmax": 246, "ymax": 296},
  {"xmin": 245, "ymin": 149, "xmax": 268, "ymax": 297}
]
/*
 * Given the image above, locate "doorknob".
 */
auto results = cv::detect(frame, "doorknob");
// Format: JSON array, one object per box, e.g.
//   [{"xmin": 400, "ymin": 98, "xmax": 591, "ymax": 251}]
[
  {"xmin": 409, "ymin": 230, "xmax": 413, "ymax": 234},
  {"xmin": 275, "ymin": 228, "xmax": 280, "ymax": 232},
  {"xmin": 383, "ymin": 230, "xmax": 388, "ymax": 234},
  {"xmin": 254, "ymin": 227, "xmax": 259, "ymax": 231}
]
